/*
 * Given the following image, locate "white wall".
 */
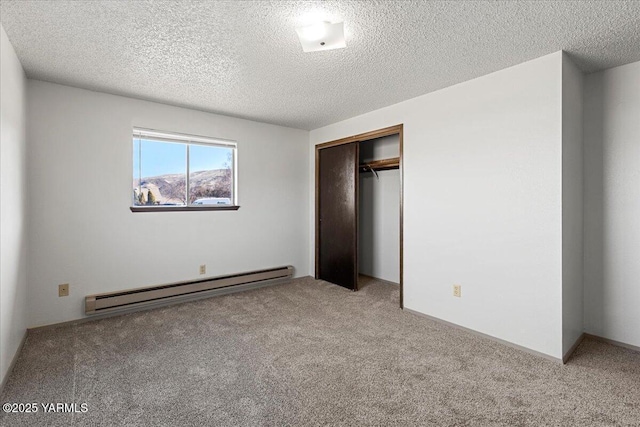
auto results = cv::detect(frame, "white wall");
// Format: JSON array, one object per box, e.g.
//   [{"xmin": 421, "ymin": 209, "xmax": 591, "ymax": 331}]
[
  {"xmin": 359, "ymin": 135, "xmax": 399, "ymax": 162},
  {"xmin": 359, "ymin": 135, "xmax": 400, "ymax": 283},
  {"xmin": 310, "ymin": 52, "xmax": 565, "ymax": 358},
  {"xmin": 583, "ymin": 60, "xmax": 640, "ymax": 348},
  {"xmin": 561, "ymin": 54, "xmax": 584, "ymax": 356},
  {"xmin": 27, "ymin": 80, "xmax": 309, "ymax": 327},
  {"xmin": 0, "ymin": 25, "xmax": 28, "ymax": 383}
]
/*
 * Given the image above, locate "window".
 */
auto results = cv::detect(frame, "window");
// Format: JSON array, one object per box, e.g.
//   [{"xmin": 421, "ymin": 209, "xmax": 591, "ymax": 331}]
[{"xmin": 132, "ymin": 128, "xmax": 238, "ymax": 211}]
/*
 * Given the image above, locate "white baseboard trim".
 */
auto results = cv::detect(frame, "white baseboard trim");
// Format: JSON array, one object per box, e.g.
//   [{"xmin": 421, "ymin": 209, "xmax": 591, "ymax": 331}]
[
  {"xmin": 585, "ymin": 333, "xmax": 640, "ymax": 353},
  {"xmin": 29, "ymin": 276, "xmax": 308, "ymax": 332},
  {"xmin": 403, "ymin": 307, "xmax": 563, "ymax": 363},
  {"xmin": 0, "ymin": 330, "xmax": 28, "ymax": 394},
  {"xmin": 562, "ymin": 333, "xmax": 585, "ymax": 364}
]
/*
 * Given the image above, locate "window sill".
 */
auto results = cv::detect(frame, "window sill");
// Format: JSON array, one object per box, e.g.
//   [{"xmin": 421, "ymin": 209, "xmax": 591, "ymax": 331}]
[{"xmin": 130, "ymin": 205, "xmax": 240, "ymax": 213}]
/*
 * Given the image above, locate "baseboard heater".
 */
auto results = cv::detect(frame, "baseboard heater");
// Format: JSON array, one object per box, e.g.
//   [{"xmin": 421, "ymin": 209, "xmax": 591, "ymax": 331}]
[{"xmin": 85, "ymin": 266, "xmax": 293, "ymax": 315}]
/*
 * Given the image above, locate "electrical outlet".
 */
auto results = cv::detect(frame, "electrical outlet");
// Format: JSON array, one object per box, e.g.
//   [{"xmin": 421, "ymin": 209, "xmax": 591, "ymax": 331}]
[
  {"xmin": 199, "ymin": 265, "xmax": 206, "ymax": 275},
  {"xmin": 59, "ymin": 284, "xmax": 69, "ymax": 297},
  {"xmin": 453, "ymin": 284, "xmax": 461, "ymax": 298}
]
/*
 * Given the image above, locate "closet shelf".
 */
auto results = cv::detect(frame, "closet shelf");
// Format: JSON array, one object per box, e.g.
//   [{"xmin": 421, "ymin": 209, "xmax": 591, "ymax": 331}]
[{"xmin": 359, "ymin": 157, "xmax": 400, "ymax": 172}]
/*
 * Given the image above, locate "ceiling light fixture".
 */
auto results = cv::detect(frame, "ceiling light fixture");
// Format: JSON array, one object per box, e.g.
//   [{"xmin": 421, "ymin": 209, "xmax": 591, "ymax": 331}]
[{"xmin": 296, "ymin": 21, "xmax": 346, "ymax": 53}]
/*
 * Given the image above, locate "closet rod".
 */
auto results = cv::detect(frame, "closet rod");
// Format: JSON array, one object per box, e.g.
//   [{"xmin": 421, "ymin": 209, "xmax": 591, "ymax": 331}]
[{"xmin": 358, "ymin": 157, "xmax": 400, "ymax": 172}]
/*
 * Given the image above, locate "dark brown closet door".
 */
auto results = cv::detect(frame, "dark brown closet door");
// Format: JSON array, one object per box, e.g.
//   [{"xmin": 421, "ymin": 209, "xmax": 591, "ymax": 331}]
[{"xmin": 317, "ymin": 142, "xmax": 358, "ymax": 290}]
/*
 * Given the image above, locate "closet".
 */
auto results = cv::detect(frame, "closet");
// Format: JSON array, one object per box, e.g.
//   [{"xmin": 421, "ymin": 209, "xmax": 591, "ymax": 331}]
[
  {"xmin": 359, "ymin": 135, "xmax": 400, "ymax": 285},
  {"xmin": 315, "ymin": 125, "xmax": 403, "ymax": 307}
]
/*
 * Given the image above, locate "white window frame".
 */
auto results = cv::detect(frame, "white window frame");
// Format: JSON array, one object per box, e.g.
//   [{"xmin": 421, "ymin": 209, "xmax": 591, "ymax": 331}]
[{"xmin": 131, "ymin": 127, "xmax": 239, "ymax": 212}]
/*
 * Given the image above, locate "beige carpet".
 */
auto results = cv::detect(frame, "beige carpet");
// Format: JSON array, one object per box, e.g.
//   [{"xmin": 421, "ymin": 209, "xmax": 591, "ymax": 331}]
[{"xmin": 1, "ymin": 276, "xmax": 639, "ymax": 426}]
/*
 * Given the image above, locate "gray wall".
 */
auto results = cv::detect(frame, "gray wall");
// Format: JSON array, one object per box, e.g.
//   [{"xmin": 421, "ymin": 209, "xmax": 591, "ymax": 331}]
[
  {"xmin": 0, "ymin": 25, "xmax": 28, "ymax": 384},
  {"xmin": 358, "ymin": 135, "xmax": 400, "ymax": 283},
  {"xmin": 561, "ymin": 54, "xmax": 584, "ymax": 357},
  {"xmin": 27, "ymin": 80, "xmax": 310, "ymax": 328},
  {"xmin": 583, "ymin": 60, "xmax": 640, "ymax": 348}
]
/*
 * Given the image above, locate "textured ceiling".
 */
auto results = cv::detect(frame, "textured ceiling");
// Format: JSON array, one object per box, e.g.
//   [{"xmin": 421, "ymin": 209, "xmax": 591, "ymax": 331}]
[{"xmin": 1, "ymin": 1, "xmax": 639, "ymax": 130}]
